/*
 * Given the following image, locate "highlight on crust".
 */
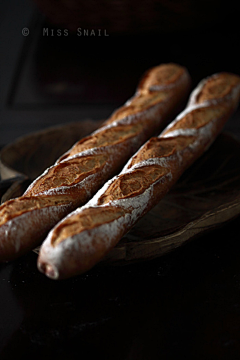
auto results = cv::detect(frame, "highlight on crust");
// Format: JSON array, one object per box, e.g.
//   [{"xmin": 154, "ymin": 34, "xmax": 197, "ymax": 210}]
[
  {"xmin": 0, "ymin": 63, "xmax": 192, "ymax": 263},
  {"xmin": 37, "ymin": 71, "xmax": 240, "ymax": 280}
]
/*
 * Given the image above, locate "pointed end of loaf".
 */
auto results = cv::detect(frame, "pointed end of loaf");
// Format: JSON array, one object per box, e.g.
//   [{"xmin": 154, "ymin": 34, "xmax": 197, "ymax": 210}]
[{"xmin": 38, "ymin": 260, "xmax": 59, "ymax": 280}]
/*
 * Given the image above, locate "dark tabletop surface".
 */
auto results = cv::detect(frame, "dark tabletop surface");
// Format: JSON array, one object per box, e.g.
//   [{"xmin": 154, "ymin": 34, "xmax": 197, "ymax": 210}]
[
  {"xmin": 1, "ymin": 1, "xmax": 240, "ymax": 359},
  {"xmin": 1, "ymin": 216, "xmax": 240, "ymax": 360}
]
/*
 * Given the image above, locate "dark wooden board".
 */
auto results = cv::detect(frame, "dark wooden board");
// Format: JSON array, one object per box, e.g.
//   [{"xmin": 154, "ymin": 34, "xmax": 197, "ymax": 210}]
[{"xmin": 1, "ymin": 121, "xmax": 240, "ymax": 265}]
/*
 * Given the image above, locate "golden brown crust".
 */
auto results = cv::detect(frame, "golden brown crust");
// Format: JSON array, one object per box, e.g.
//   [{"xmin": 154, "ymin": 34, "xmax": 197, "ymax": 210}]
[
  {"xmin": 57, "ymin": 123, "xmax": 144, "ymax": 162},
  {"xmin": 97, "ymin": 166, "xmax": 168, "ymax": 205},
  {"xmin": 51, "ymin": 206, "xmax": 126, "ymax": 246},
  {"xmin": 0, "ymin": 195, "xmax": 71, "ymax": 226},
  {"xmin": 0, "ymin": 63, "xmax": 191, "ymax": 262},
  {"xmin": 138, "ymin": 63, "xmax": 187, "ymax": 92},
  {"xmin": 195, "ymin": 73, "xmax": 240, "ymax": 104},
  {"xmin": 164, "ymin": 106, "xmax": 224, "ymax": 133},
  {"xmin": 26, "ymin": 154, "xmax": 108, "ymax": 196},
  {"xmin": 37, "ymin": 71, "xmax": 240, "ymax": 280},
  {"xmin": 127, "ymin": 136, "xmax": 195, "ymax": 168},
  {"xmin": 105, "ymin": 63, "xmax": 186, "ymax": 125}
]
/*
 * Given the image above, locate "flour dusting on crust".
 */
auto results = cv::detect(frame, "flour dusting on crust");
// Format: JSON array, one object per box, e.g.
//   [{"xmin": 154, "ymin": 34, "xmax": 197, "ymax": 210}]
[{"xmin": 38, "ymin": 71, "xmax": 240, "ymax": 279}]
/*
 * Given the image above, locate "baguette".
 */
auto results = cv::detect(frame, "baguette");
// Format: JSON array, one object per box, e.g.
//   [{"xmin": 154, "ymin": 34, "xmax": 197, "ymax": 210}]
[
  {"xmin": 0, "ymin": 63, "xmax": 191, "ymax": 262},
  {"xmin": 37, "ymin": 71, "xmax": 240, "ymax": 280}
]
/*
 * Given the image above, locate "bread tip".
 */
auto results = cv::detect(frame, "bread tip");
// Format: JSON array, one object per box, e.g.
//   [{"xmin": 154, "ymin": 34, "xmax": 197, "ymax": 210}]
[{"xmin": 38, "ymin": 260, "xmax": 59, "ymax": 280}]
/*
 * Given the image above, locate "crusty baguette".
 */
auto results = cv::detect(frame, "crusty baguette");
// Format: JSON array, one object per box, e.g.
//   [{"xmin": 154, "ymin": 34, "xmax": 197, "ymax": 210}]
[
  {"xmin": 0, "ymin": 63, "xmax": 191, "ymax": 262},
  {"xmin": 37, "ymin": 71, "xmax": 240, "ymax": 280}
]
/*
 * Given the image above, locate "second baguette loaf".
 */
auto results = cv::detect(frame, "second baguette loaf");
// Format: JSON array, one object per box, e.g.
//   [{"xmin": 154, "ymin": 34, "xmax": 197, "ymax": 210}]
[
  {"xmin": 0, "ymin": 63, "xmax": 191, "ymax": 262},
  {"xmin": 37, "ymin": 71, "xmax": 240, "ymax": 279}
]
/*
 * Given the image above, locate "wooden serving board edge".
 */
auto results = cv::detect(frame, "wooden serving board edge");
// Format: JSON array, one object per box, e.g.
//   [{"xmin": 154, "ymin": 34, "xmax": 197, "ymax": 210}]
[{"xmin": 101, "ymin": 199, "xmax": 240, "ymax": 265}]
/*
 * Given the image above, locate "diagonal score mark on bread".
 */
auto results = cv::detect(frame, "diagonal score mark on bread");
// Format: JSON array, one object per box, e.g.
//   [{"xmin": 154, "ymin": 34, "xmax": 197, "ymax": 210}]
[
  {"xmin": 0, "ymin": 63, "xmax": 191, "ymax": 262},
  {"xmin": 37, "ymin": 72, "xmax": 240, "ymax": 279}
]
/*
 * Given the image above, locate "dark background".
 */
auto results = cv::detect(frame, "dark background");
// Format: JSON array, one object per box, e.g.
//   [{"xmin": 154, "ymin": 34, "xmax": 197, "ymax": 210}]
[
  {"xmin": 1, "ymin": 1, "xmax": 240, "ymax": 359},
  {"xmin": 1, "ymin": 0, "xmax": 240, "ymax": 144}
]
